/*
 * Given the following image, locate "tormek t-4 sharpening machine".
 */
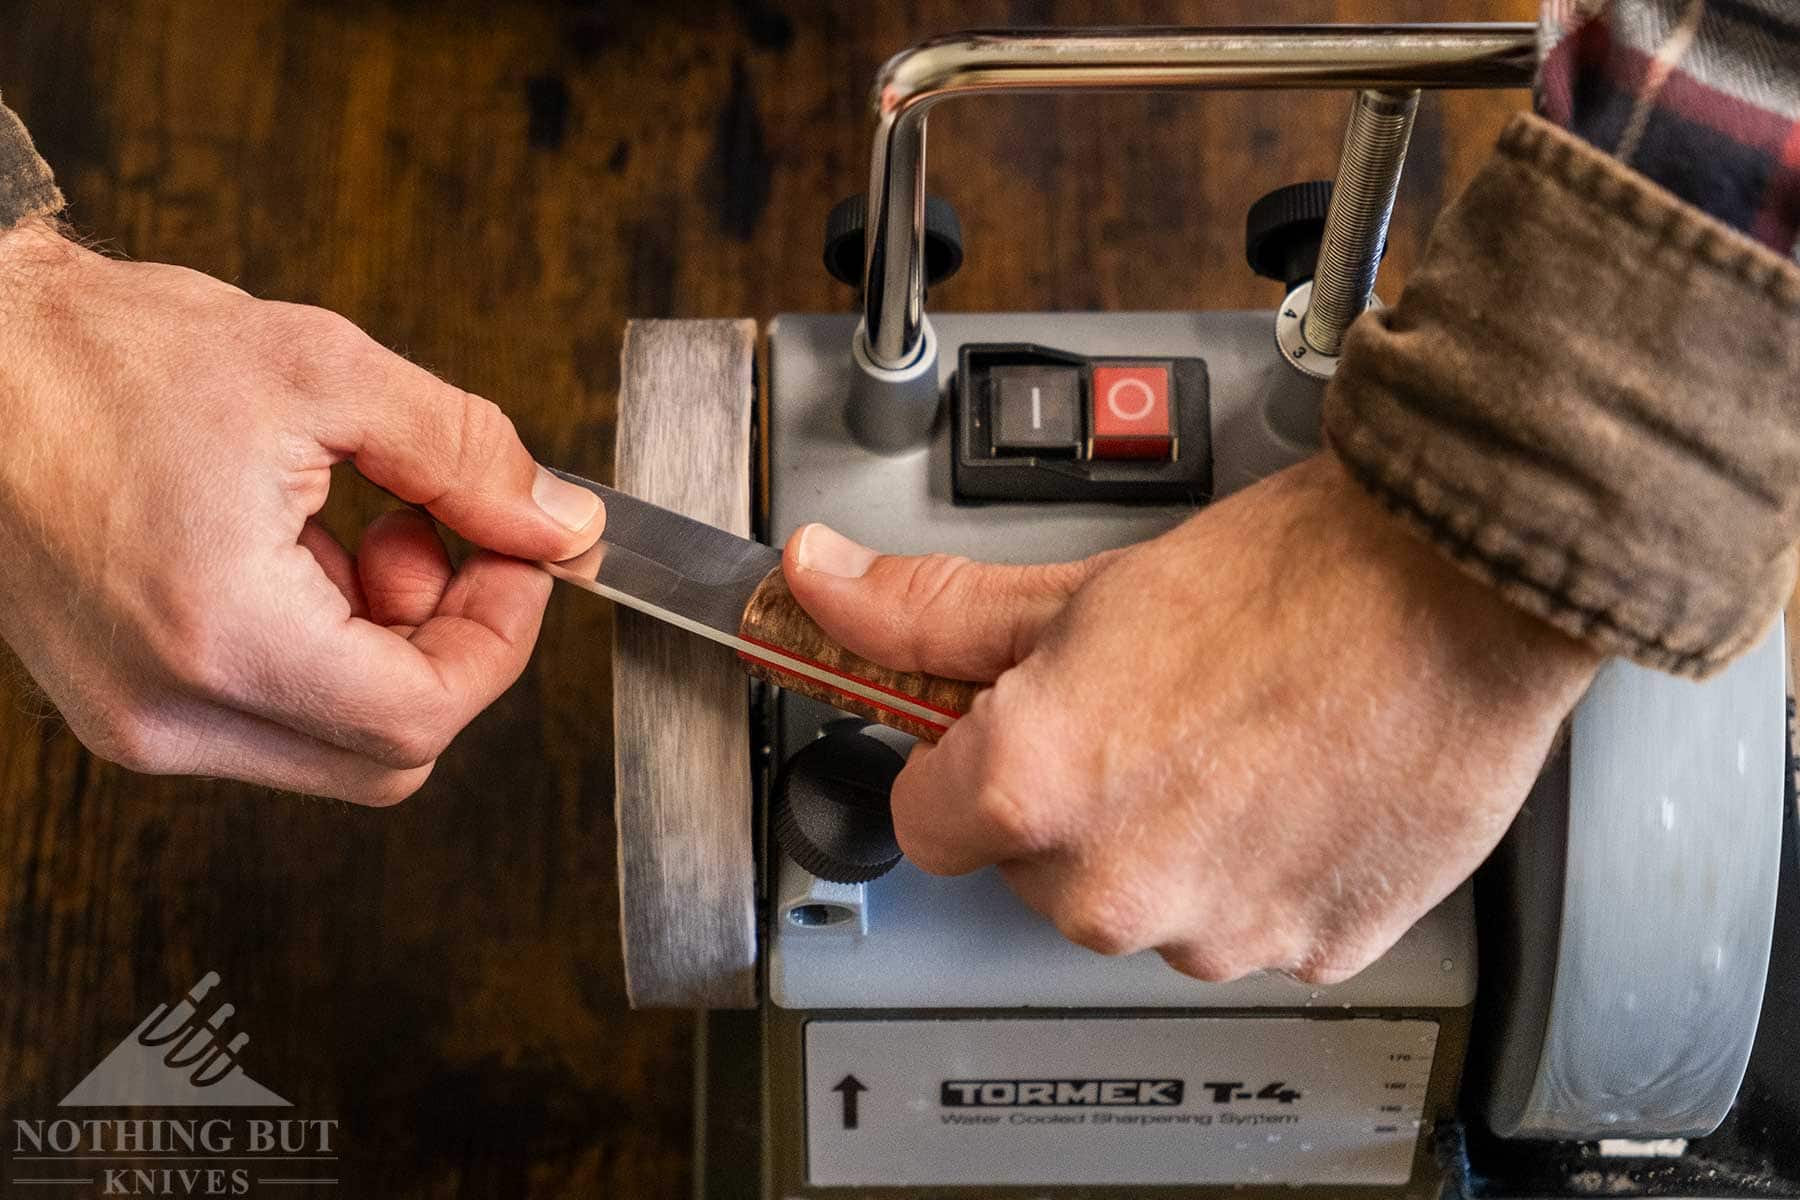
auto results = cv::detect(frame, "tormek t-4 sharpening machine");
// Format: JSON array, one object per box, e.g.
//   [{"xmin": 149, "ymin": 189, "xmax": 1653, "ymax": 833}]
[{"xmin": 598, "ymin": 24, "xmax": 1800, "ymax": 1200}]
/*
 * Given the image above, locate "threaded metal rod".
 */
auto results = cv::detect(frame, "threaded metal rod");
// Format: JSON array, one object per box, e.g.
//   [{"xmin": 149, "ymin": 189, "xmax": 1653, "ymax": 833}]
[{"xmin": 1305, "ymin": 88, "xmax": 1419, "ymax": 356}]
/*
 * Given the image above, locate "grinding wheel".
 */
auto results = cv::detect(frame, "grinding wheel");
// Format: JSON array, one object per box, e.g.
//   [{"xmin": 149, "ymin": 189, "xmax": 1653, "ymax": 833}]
[{"xmin": 1477, "ymin": 622, "xmax": 1787, "ymax": 1138}]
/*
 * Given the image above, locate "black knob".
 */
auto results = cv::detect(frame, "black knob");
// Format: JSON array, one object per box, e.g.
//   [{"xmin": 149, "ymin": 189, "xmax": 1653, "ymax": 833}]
[
  {"xmin": 1245, "ymin": 180, "xmax": 1336, "ymax": 290},
  {"xmin": 773, "ymin": 720, "xmax": 907, "ymax": 884},
  {"xmin": 823, "ymin": 193, "xmax": 965, "ymax": 291}
]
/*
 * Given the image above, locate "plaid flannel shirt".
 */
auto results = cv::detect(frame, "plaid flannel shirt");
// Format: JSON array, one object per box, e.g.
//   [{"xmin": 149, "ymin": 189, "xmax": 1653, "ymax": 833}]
[{"xmin": 1540, "ymin": 0, "xmax": 1800, "ymax": 259}]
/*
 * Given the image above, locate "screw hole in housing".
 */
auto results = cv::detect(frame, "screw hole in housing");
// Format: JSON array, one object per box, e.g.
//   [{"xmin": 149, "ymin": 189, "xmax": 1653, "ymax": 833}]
[{"xmin": 787, "ymin": 903, "xmax": 855, "ymax": 928}]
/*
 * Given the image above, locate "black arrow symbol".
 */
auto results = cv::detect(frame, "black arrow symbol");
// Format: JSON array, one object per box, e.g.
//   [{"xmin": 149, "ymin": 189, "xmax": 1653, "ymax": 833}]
[{"xmin": 831, "ymin": 1075, "xmax": 868, "ymax": 1129}]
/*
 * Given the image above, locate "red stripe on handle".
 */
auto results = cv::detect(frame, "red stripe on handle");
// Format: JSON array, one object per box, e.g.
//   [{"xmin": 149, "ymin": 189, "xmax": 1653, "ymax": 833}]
[
  {"xmin": 737, "ymin": 633, "xmax": 968, "ymax": 723},
  {"xmin": 736, "ymin": 647, "xmax": 956, "ymax": 737}
]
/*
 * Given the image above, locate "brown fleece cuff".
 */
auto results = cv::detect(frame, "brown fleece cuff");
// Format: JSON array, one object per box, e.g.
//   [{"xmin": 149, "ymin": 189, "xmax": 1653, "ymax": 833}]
[
  {"xmin": 1324, "ymin": 111, "xmax": 1800, "ymax": 678},
  {"xmin": 0, "ymin": 97, "xmax": 63, "ymax": 231}
]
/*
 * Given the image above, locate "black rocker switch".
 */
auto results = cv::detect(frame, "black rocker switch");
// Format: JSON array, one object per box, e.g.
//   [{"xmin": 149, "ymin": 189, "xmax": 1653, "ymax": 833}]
[
  {"xmin": 954, "ymin": 342, "xmax": 1211, "ymax": 504},
  {"xmin": 991, "ymin": 365, "xmax": 1082, "ymax": 455}
]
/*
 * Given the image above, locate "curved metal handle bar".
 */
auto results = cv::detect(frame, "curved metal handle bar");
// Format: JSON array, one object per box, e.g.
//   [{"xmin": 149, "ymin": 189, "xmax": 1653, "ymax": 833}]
[{"xmin": 860, "ymin": 24, "xmax": 1537, "ymax": 369}]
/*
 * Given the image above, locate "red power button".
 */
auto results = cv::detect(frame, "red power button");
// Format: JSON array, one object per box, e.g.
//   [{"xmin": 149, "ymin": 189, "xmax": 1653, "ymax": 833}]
[{"xmin": 1090, "ymin": 365, "xmax": 1173, "ymax": 460}]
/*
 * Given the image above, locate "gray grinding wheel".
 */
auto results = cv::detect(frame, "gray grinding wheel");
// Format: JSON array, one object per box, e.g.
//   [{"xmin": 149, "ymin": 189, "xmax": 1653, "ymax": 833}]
[{"xmin": 1478, "ymin": 622, "xmax": 1787, "ymax": 1138}]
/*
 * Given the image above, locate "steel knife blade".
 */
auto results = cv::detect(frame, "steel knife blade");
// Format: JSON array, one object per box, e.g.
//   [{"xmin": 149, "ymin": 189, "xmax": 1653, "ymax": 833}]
[{"xmin": 540, "ymin": 469, "xmax": 978, "ymax": 740}]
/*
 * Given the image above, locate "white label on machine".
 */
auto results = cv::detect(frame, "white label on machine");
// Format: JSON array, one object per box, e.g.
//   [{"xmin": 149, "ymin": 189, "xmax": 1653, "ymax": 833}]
[{"xmin": 804, "ymin": 1017, "xmax": 1439, "ymax": 1188}]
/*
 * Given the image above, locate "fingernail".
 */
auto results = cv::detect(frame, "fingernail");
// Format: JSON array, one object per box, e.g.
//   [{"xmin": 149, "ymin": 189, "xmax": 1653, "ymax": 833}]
[
  {"xmin": 795, "ymin": 523, "xmax": 877, "ymax": 578},
  {"xmin": 533, "ymin": 466, "xmax": 602, "ymax": 532}
]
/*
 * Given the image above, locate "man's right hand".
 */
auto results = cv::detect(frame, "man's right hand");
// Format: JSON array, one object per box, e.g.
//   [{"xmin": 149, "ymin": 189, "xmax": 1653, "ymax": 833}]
[
  {"xmin": 782, "ymin": 455, "xmax": 1598, "ymax": 982},
  {"xmin": 0, "ymin": 219, "xmax": 605, "ymax": 804}
]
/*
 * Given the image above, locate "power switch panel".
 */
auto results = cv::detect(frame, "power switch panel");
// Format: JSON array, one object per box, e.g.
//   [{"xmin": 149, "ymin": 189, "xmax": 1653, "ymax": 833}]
[
  {"xmin": 954, "ymin": 342, "xmax": 1210, "ymax": 504},
  {"xmin": 992, "ymin": 366, "xmax": 1082, "ymax": 455},
  {"xmin": 1090, "ymin": 364, "xmax": 1173, "ymax": 459}
]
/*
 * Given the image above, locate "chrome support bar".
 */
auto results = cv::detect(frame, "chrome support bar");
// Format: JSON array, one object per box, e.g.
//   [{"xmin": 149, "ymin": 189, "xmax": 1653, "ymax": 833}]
[{"xmin": 859, "ymin": 24, "xmax": 1536, "ymax": 372}]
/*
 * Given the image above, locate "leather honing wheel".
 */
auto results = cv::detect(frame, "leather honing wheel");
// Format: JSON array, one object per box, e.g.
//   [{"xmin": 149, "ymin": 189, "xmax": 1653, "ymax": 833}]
[
  {"xmin": 610, "ymin": 319, "xmax": 759, "ymax": 1009},
  {"xmin": 1478, "ymin": 623, "xmax": 1788, "ymax": 1138}
]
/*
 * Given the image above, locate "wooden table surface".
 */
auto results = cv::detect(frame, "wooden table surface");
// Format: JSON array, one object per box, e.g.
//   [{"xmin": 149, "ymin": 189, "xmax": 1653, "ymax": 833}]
[{"xmin": 0, "ymin": 2, "xmax": 1535, "ymax": 1196}]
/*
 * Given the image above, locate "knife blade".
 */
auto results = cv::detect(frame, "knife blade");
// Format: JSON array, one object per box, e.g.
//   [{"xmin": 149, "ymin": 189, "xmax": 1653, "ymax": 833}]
[{"xmin": 540, "ymin": 469, "xmax": 979, "ymax": 741}]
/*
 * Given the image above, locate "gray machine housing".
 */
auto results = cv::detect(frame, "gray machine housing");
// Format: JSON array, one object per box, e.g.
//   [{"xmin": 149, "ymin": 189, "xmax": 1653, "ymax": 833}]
[{"xmin": 768, "ymin": 310, "xmax": 1475, "ymax": 1018}]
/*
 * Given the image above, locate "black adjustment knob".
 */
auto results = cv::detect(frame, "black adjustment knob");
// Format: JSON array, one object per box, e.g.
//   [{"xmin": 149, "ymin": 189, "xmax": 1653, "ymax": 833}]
[
  {"xmin": 1245, "ymin": 180, "xmax": 1335, "ymax": 290},
  {"xmin": 773, "ymin": 720, "xmax": 907, "ymax": 884},
  {"xmin": 823, "ymin": 193, "xmax": 965, "ymax": 290}
]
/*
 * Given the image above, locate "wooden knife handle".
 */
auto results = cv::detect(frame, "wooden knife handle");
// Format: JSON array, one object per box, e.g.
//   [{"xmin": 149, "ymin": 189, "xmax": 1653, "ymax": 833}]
[{"xmin": 737, "ymin": 568, "xmax": 981, "ymax": 742}]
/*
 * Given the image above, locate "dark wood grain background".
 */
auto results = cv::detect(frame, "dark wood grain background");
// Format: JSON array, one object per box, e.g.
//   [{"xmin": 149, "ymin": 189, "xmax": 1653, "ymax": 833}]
[{"xmin": 0, "ymin": 2, "xmax": 1530, "ymax": 1196}]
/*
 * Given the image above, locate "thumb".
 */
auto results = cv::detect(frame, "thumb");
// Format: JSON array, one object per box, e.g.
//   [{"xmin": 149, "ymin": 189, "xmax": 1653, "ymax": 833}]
[
  {"xmin": 782, "ymin": 524, "xmax": 1112, "ymax": 682},
  {"xmin": 318, "ymin": 345, "xmax": 604, "ymax": 561}
]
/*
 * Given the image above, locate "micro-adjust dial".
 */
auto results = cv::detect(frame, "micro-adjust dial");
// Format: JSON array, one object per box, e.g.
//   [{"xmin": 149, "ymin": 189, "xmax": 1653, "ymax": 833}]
[{"xmin": 773, "ymin": 719, "xmax": 908, "ymax": 884}]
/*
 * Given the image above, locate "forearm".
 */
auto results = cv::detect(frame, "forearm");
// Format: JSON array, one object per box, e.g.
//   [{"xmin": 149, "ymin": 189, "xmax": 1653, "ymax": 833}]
[
  {"xmin": 0, "ymin": 95, "xmax": 62, "ymax": 232},
  {"xmin": 1323, "ymin": 0, "xmax": 1800, "ymax": 677}
]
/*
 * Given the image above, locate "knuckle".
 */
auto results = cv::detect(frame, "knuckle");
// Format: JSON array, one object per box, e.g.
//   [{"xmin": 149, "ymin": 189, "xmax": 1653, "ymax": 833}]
[
  {"xmin": 343, "ymin": 770, "xmax": 427, "ymax": 808},
  {"xmin": 1289, "ymin": 962, "xmax": 1356, "ymax": 987},
  {"xmin": 444, "ymin": 391, "xmax": 517, "ymax": 486},
  {"xmin": 895, "ymin": 554, "xmax": 978, "ymax": 664},
  {"xmin": 1157, "ymin": 944, "xmax": 1254, "ymax": 983},
  {"xmin": 369, "ymin": 719, "xmax": 453, "ymax": 771},
  {"xmin": 143, "ymin": 595, "xmax": 244, "ymax": 706},
  {"xmin": 884, "ymin": 771, "xmax": 942, "ymax": 865},
  {"xmin": 343, "ymin": 678, "xmax": 465, "ymax": 769},
  {"xmin": 969, "ymin": 686, "xmax": 1060, "ymax": 854},
  {"xmin": 897, "ymin": 553, "xmax": 973, "ymax": 615},
  {"xmin": 79, "ymin": 707, "xmax": 181, "ymax": 775},
  {"xmin": 892, "ymin": 784, "xmax": 978, "ymax": 878},
  {"xmin": 1042, "ymin": 555, "xmax": 1105, "ymax": 594},
  {"xmin": 1053, "ymin": 884, "xmax": 1157, "ymax": 958},
  {"xmin": 262, "ymin": 303, "xmax": 373, "ymax": 393},
  {"xmin": 1292, "ymin": 944, "xmax": 1380, "ymax": 987},
  {"xmin": 895, "ymin": 833, "xmax": 960, "ymax": 877},
  {"xmin": 969, "ymin": 780, "xmax": 1047, "ymax": 854}
]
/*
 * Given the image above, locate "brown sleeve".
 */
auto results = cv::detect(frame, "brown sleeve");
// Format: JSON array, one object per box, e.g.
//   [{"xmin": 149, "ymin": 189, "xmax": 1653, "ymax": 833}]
[
  {"xmin": 0, "ymin": 95, "xmax": 63, "ymax": 231},
  {"xmin": 1323, "ymin": 111, "xmax": 1800, "ymax": 679}
]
